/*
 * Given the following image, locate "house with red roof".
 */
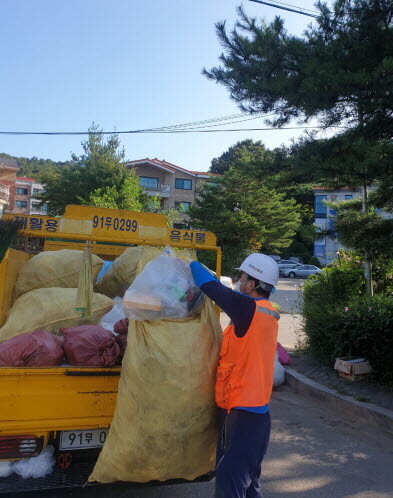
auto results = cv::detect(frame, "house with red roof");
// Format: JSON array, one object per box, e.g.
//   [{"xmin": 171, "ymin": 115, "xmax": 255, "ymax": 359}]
[{"xmin": 126, "ymin": 158, "xmax": 220, "ymax": 228}]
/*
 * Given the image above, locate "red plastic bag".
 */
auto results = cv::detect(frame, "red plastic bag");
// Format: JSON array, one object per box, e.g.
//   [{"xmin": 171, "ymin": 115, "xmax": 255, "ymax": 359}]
[
  {"xmin": 114, "ymin": 332, "xmax": 127, "ymax": 357},
  {"xmin": 61, "ymin": 326, "xmax": 120, "ymax": 367},
  {"xmin": 277, "ymin": 342, "xmax": 291, "ymax": 365},
  {"xmin": 114, "ymin": 318, "xmax": 128, "ymax": 335},
  {"xmin": 113, "ymin": 319, "xmax": 128, "ymax": 359},
  {"xmin": 0, "ymin": 330, "xmax": 64, "ymax": 367}
]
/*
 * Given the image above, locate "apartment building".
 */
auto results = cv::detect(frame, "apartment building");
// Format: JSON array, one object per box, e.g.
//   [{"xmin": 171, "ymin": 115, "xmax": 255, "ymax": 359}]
[
  {"xmin": 313, "ymin": 186, "xmax": 393, "ymax": 265},
  {"xmin": 313, "ymin": 187, "xmax": 358, "ymax": 265},
  {"xmin": 126, "ymin": 158, "xmax": 219, "ymax": 227},
  {"xmin": 12, "ymin": 177, "xmax": 46, "ymax": 216},
  {"xmin": 0, "ymin": 157, "xmax": 19, "ymax": 218}
]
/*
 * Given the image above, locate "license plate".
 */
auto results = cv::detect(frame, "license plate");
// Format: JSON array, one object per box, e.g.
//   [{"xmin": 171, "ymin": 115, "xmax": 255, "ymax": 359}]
[{"xmin": 60, "ymin": 429, "xmax": 108, "ymax": 450}]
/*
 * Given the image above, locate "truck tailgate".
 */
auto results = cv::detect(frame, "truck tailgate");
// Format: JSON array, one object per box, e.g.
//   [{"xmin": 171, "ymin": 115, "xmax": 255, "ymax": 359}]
[{"xmin": 0, "ymin": 367, "xmax": 120, "ymax": 434}]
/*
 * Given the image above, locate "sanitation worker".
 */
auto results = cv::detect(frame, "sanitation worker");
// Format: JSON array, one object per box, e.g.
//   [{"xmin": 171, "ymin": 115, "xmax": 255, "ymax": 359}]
[{"xmin": 189, "ymin": 253, "xmax": 280, "ymax": 498}]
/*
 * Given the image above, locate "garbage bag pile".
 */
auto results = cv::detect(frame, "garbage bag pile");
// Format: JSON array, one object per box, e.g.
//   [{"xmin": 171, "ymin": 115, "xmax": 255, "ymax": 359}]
[
  {"xmin": 0, "ymin": 249, "xmax": 114, "ymax": 366},
  {"xmin": 0, "ymin": 246, "xmax": 202, "ymax": 367}
]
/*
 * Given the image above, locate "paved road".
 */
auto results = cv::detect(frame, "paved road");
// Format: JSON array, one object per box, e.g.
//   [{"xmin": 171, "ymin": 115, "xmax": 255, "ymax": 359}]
[
  {"xmin": 51, "ymin": 385, "xmax": 393, "ymax": 498},
  {"xmin": 273, "ymin": 278, "xmax": 303, "ymax": 314}
]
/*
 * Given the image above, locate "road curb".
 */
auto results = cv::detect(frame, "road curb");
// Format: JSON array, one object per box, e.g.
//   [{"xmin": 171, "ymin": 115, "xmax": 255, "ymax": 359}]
[{"xmin": 285, "ymin": 367, "xmax": 393, "ymax": 436}]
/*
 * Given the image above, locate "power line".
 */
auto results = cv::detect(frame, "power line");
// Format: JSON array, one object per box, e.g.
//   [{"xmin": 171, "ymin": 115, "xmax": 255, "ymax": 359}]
[
  {"xmin": 263, "ymin": 0, "xmax": 318, "ymax": 15},
  {"xmin": 0, "ymin": 125, "xmax": 342, "ymax": 136},
  {"xmin": 138, "ymin": 111, "xmax": 268, "ymax": 132},
  {"xmin": 249, "ymin": 0, "xmax": 319, "ymax": 18}
]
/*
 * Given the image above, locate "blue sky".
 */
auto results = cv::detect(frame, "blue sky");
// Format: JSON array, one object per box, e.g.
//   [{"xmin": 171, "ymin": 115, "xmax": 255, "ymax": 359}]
[{"xmin": 0, "ymin": 0, "xmax": 321, "ymax": 172}]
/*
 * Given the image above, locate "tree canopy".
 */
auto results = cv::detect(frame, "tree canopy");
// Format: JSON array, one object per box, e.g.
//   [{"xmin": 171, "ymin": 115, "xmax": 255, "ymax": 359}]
[
  {"xmin": 204, "ymin": 0, "xmax": 393, "ymax": 287},
  {"xmin": 39, "ymin": 128, "xmax": 150, "ymax": 216},
  {"xmin": 210, "ymin": 139, "xmax": 273, "ymax": 175},
  {"xmin": 0, "ymin": 153, "xmax": 70, "ymax": 181},
  {"xmin": 204, "ymin": 1, "xmax": 393, "ymax": 135},
  {"xmin": 188, "ymin": 166, "xmax": 302, "ymax": 274}
]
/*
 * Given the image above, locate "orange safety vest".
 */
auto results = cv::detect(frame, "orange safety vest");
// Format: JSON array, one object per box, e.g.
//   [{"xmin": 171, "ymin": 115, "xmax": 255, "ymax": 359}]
[{"xmin": 215, "ymin": 300, "xmax": 279, "ymax": 411}]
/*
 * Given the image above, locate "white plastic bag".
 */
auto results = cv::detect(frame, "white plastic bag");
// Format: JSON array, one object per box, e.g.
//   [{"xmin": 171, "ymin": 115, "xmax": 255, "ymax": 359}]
[
  {"xmin": 12, "ymin": 445, "xmax": 55, "ymax": 479},
  {"xmin": 0, "ymin": 461, "xmax": 13, "ymax": 477},
  {"xmin": 99, "ymin": 297, "xmax": 126, "ymax": 331},
  {"xmin": 273, "ymin": 351, "xmax": 285, "ymax": 387},
  {"xmin": 123, "ymin": 252, "xmax": 203, "ymax": 321}
]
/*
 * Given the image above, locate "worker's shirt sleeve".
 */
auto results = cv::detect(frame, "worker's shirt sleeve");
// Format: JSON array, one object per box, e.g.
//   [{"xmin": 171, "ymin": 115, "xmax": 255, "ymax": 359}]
[{"xmin": 190, "ymin": 261, "xmax": 255, "ymax": 338}]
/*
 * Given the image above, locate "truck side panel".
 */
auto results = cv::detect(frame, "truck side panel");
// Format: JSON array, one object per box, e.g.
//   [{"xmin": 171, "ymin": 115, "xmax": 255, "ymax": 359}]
[{"xmin": 0, "ymin": 367, "xmax": 120, "ymax": 434}]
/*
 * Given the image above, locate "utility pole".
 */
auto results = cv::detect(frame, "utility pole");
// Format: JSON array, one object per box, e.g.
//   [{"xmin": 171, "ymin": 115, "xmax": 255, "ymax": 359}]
[
  {"xmin": 357, "ymin": 103, "xmax": 373, "ymax": 296},
  {"xmin": 361, "ymin": 185, "xmax": 373, "ymax": 296}
]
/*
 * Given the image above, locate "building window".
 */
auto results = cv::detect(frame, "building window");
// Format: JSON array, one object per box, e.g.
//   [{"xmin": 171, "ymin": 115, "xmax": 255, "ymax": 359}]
[
  {"xmin": 175, "ymin": 178, "xmax": 192, "ymax": 190},
  {"xmin": 175, "ymin": 201, "xmax": 191, "ymax": 213},
  {"xmin": 33, "ymin": 188, "xmax": 41, "ymax": 195},
  {"xmin": 32, "ymin": 202, "xmax": 42, "ymax": 210},
  {"xmin": 139, "ymin": 177, "xmax": 159, "ymax": 190},
  {"xmin": 314, "ymin": 195, "xmax": 327, "ymax": 218},
  {"xmin": 16, "ymin": 187, "xmax": 29, "ymax": 195},
  {"xmin": 15, "ymin": 200, "xmax": 28, "ymax": 208},
  {"xmin": 345, "ymin": 194, "xmax": 353, "ymax": 200}
]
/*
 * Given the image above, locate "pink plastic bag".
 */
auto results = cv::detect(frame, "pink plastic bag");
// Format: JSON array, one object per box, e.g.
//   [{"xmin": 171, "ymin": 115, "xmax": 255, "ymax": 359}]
[
  {"xmin": 277, "ymin": 342, "xmax": 291, "ymax": 365},
  {"xmin": 61, "ymin": 326, "xmax": 120, "ymax": 367},
  {"xmin": 0, "ymin": 330, "xmax": 64, "ymax": 367}
]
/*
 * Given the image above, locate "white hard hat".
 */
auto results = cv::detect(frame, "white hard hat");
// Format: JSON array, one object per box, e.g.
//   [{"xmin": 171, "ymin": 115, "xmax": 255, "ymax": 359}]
[{"xmin": 236, "ymin": 253, "xmax": 279, "ymax": 287}]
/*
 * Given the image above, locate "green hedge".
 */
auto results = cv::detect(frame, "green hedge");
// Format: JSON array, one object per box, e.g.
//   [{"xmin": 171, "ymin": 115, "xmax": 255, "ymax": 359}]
[
  {"xmin": 302, "ymin": 265, "xmax": 364, "ymax": 362},
  {"xmin": 302, "ymin": 253, "xmax": 393, "ymax": 384},
  {"xmin": 332, "ymin": 296, "xmax": 393, "ymax": 384}
]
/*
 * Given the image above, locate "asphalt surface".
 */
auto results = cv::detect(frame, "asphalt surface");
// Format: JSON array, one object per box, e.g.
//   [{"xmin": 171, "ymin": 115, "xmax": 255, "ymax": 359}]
[
  {"xmin": 40, "ymin": 385, "xmax": 393, "ymax": 498},
  {"xmin": 273, "ymin": 278, "xmax": 303, "ymax": 314}
]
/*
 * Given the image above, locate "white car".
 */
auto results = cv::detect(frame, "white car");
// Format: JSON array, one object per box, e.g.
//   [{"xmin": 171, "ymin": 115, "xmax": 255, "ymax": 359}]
[{"xmin": 281, "ymin": 265, "xmax": 322, "ymax": 278}]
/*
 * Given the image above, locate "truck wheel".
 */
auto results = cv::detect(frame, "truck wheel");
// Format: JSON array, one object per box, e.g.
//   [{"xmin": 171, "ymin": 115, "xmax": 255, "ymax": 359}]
[{"xmin": 288, "ymin": 271, "xmax": 296, "ymax": 278}]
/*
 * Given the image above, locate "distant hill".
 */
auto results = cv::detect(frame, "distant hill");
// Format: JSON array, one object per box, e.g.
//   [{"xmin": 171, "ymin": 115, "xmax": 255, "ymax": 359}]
[{"xmin": 0, "ymin": 153, "xmax": 72, "ymax": 181}]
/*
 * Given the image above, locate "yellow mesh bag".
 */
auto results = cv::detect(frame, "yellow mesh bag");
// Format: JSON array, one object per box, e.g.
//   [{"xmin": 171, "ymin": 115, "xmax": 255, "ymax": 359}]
[
  {"xmin": 15, "ymin": 250, "xmax": 104, "ymax": 298},
  {"xmin": 95, "ymin": 246, "xmax": 195, "ymax": 298},
  {"xmin": 0, "ymin": 288, "xmax": 113, "ymax": 341},
  {"xmin": 89, "ymin": 298, "xmax": 222, "ymax": 483}
]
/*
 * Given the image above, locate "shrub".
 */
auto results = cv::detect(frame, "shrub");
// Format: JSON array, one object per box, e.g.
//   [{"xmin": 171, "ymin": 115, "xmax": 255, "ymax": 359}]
[
  {"xmin": 301, "ymin": 262, "xmax": 364, "ymax": 362},
  {"xmin": 302, "ymin": 252, "xmax": 393, "ymax": 384},
  {"xmin": 331, "ymin": 295, "xmax": 393, "ymax": 384}
]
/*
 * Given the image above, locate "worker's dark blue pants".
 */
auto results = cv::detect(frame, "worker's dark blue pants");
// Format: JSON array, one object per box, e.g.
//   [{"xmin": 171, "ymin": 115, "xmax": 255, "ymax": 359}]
[{"xmin": 215, "ymin": 408, "xmax": 271, "ymax": 498}]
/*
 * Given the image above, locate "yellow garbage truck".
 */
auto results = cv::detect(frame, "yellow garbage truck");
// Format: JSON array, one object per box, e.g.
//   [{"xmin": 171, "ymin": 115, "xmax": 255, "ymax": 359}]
[{"xmin": 0, "ymin": 205, "xmax": 221, "ymax": 494}]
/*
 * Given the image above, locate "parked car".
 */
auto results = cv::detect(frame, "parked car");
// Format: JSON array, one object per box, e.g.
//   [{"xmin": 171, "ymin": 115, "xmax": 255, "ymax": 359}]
[
  {"xmin": 277, "ymin": 260, "xmax": 302, "ymax": 269},
  {"xmin": 280, "ymin": 264, "xmax": 322, "ymax": 278}
]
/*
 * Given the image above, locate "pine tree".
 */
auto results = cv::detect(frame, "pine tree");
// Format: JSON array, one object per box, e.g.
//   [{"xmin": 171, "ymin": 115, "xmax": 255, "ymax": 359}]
[
  {"xmin": 204, "ymin": 0, "xmax": 393, "ymax": 293},
  {"xmin": 188, "ymin": 167, "xmax": 302, "ymax": 274}
]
